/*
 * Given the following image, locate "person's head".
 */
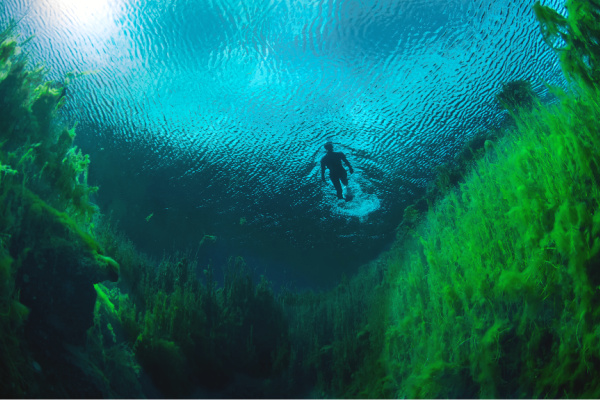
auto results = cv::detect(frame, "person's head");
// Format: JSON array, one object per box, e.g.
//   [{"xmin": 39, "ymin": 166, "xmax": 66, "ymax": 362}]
[{"xmin": 324, "ymin": 142, "xmax": 334, "ymax": 152}]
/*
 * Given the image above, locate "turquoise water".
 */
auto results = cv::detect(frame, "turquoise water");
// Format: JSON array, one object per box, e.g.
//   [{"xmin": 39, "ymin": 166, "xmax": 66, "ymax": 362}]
[{"xmin": 1, "ymin": 0, "xmax": 564, "ymax": 287}]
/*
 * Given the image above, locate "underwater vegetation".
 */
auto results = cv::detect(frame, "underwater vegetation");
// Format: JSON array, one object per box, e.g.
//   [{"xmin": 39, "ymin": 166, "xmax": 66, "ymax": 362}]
[
  {"xmin": 277, "ymin": 263, "xmax": 389, "ymax": 398},
  {"xmin": 400, "ymin": 78, "xmax": 540, "ymax": 237},
  {"xmin": 375, "ymin": 0, "xmax": 600, "ymax": 397},
  {"xmin": 495, "ymin": 79, "xmax": 539, "ymax": 115},
  {"xmin": 0, "ymin": 22, "xmax": 119, "ymax": 397},
  {"xmin": 91, "ymin": 218, "xmax": 385, "ymax": 398},
  {"xmin": 91, "ymin": 232, "xmax": 292, "ymax": 397},
  {"xmin": 534, "ymin": 0, "xmax": 600, "ymax": 89}
]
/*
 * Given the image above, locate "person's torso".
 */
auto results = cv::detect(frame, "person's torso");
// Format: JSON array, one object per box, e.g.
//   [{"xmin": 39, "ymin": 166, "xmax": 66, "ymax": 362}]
[{"xmin": 322, "ymin": 152, "xmax": 345, "ymax": 173}]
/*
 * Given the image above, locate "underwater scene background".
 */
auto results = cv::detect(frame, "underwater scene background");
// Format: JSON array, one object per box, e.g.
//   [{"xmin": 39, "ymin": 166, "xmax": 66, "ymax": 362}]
[
  {"xmin": 1, "ymin": 0, "xmax": 600, "ymax": 398},
  {"xmin": 1, "ymin": 0, "xmax": 566, "ymax": 287}
]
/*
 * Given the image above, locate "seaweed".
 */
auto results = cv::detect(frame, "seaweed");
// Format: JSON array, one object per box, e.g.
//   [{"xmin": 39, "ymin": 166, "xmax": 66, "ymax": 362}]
[
  {"xmin": 0, "ymin": 24, "xmax": 119, "ymax": 397},
  {"xmin": 377, "ymin": 1, "xmax": 600, "ymax": 396},
  {"xmin": 534, "ymin": 0, "xmax": 600, "ymax": 89}
]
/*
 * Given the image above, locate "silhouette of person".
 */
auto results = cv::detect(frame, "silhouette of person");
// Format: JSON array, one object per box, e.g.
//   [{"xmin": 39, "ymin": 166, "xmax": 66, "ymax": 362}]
[{"xmin": 321, "ymin": 142, "xmax": 354, "ymax": 200}]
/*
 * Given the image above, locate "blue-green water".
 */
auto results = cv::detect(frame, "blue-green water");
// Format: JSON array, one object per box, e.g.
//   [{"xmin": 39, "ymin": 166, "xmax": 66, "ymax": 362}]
[{"xmin": 1, "ymin": 0, "xmax": 564, "ymax": 287}]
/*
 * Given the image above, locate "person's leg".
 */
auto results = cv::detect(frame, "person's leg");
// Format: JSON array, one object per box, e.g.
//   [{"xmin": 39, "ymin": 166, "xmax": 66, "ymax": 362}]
[
  {"xmin": 340, "ymin": 171, "xmax": 348, "ymax": 187},
  {"xmin": 330, "ymin": 176, "xmax": 344, "ymax": 199},
  {"xmin": 339, "ymin": 171, "xmax": 352, "ymax": 199}
]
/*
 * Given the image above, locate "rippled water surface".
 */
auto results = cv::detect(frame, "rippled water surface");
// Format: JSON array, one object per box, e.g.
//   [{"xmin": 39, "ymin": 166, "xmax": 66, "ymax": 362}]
[{"xmin": 1, "ymin": 0, "xmax": 564, "ymax": 287}]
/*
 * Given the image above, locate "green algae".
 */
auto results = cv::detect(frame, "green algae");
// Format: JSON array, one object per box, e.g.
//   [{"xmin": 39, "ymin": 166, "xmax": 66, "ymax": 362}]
[
  {"xmin": 0, "ymin": 24, "xmax": 120, "ymax": 397},
  {"xmin": 87, "ymin": 233, "xmax": 294, "ymax": 396},
  {"xmin": 534, "ymin": 0, "xmax": 600, "ymax": 89},
  {"xmin": 374, "ymin": 1, "xmax": 600, "ymax": 397},
  {"xmin": 381, "ymin": 88, "xmax": 600, "ymax": 398}
]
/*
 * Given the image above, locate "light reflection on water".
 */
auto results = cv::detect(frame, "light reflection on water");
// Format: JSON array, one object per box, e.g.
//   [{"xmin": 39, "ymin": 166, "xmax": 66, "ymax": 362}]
[{"xmin": 0, "ymin": 0, "xmax": 565, "ymax": 286}]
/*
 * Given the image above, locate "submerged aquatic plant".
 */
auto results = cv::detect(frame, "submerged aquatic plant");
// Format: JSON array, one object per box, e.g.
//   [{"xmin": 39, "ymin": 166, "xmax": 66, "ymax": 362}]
[
  {"xmin": 87, "ymin": 242, "xmax": 294, "ymax": 397},
  {"xmin": 496, "ymin": 79, "xmax": 539, "ymax": 114},
  {"xmin": 0, "ymin": 23, "xmax": 119, "ymax": 397},
  {"xmin": 534, "ymin": 0, "xmax": 600, "ymax": 88},
  {"xmin": 377, "ymin": 0, "xmax": 600, "ymax": 397}
]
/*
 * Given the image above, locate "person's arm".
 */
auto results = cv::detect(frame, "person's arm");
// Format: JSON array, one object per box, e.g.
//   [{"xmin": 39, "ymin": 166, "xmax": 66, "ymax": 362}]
[
  {"xmin": 321, "ymin": 159, "xmax": 326, "ymax": 182},
  {"xmin": 342, "ymin": 153, "xmax": 354, "ymax": 174}
]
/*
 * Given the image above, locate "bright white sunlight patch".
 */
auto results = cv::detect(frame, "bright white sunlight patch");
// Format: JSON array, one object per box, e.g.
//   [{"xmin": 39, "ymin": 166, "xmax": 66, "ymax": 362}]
[{"xmin": 53, "ymin": 0, "xmax": 113, "ymax": 24}]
